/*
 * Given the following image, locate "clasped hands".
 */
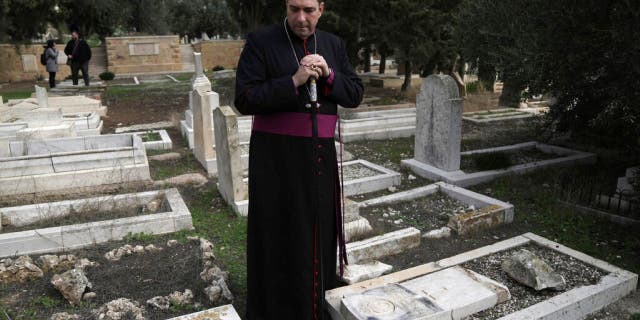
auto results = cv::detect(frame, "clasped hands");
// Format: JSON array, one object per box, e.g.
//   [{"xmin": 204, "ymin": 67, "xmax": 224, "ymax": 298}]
[{"xmin": 292, "ymin": 54, "xmax": 331, "ymax": 87}]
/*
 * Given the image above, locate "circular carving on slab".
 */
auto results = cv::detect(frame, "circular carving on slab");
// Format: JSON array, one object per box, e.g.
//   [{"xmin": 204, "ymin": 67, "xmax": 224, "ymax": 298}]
[{"xmin": 363, "ymin": 298, "xmax": 396, "ymax": 315}]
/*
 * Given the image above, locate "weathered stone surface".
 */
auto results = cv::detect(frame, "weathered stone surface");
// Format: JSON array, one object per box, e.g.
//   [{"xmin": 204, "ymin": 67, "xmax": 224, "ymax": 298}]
[
  {"xmin": 414, "ymin": 74, "xmax": 463, "ymax": 171},
  {"xmin": 168, "ymin": 289, "xmax": 194, "ymax": 305},
  {"xmin": 38, "ymin": 254, "xmax": 78, "ymax": 273},
  {"xmin": 105, "ymin": 244, "xmax": 163, "ymax": 261},
  {"xmin": 51, "ymin": 268, "xmax": 92, "ymax": 305},
  {"xmin": 341, "ymin": 283, "xmax": 445, "ymax": 320},
  {"xmin": 422, "ymin": 226, "xmax": 452, "ymax": 239},
  {"xmin": 344, "ymin": 217, "xmax": 374, "ymax": 243},
  {"xmin": 166, "ymin": 304, "xmax": 241, "ymax": 320},
  {"xmin": 447, "ymin": 205, "xmax": 506, "ymax": 235},
  {"xmin": 501, "ymin": 249, "xmax": 566, "ymax": 291},
  {"xmin": 204, "ymin": 278, "xmax": 234, "ymax": 304},
  {"xmin": 154, "ymin": 173, "xmax": 209, "ymax": 187},
  {"xmin": 147, "ymin": 296, "xmax": 171, "ymax": 310},
  {"xmin": 93, "ymin": 298, "xmax": 145, "ymax": 320},
  {"xmin": 192, "ymin": 90, "xmax": 217, "ymax": 172},
  {"xmin": 402, "ymin": 266, "xmax": 511, "ymax": 319},
  {"xmin": 213, "ymin": 105, "xmax": 247, "ymax": 205},
  {"xmin": 74, "ymin": 258, "xmax": 99, "ymax": 270},
  {"xmin": 341, "ymin": 261, "xmax": 393, "ymax": 285},
  {"xmin": 0, "ymin": 256, "xmax": 44, "ymax": 283},
  {"xmin": 50, "ymin": 312, "xmax": 81, "ymax": 320},
  {"xmin": 346, "ymin": 227, "xmax": 421, "ymax": 264},
  {"xmin": 200, "ymin": 265, "xmax": 229, "ymax": 283},
  {"xmin": 35, "ymin": 85, "xmax": 49, "ymax": 108},
  {"xmin": 167, "ymin": 239, "xmax": 179, "ymax": 247},
  {"xmin": 148, "ymin": 152, "xmax": 182, "ymax": 162},
  {"xmin": 83, "ymin": 292, "xmax": 97, "ymax": 301}
]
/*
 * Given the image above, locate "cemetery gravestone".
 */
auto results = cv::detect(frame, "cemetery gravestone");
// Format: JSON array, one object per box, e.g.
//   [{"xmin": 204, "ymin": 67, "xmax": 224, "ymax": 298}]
[
  {"xmin": 413, "ymin": 74, "xmax": 462, "ymax": 171},
  {"xmin": 213, "ymin": 105, "xmax": 247, "ymax": 206},
  {"xmin": 35, "ymin": 85, "xmax": 49, "ymax": 108},
  {"xmin": 192, "ymin": 89, "xmax": 217, "ymax": 171}
]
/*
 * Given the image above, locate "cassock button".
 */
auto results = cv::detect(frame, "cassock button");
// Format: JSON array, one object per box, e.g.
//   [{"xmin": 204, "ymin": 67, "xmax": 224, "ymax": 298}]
[
  {"xmin": 317, "ymin": 156, "xmax": 323, "ymax": 163},
  {"xmin": 317, "ymin": 144, "xmax": 323, "ymax": 149}
]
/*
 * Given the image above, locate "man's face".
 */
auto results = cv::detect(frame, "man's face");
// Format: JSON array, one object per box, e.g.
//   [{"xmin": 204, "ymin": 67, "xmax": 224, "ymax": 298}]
[
  {"xmin": 71, "ymin": 31, "xmax": 79, "ymax": 40},
  {"xmin": 286, "ymin": 0, "xmax": 324, "ymax": 39}
]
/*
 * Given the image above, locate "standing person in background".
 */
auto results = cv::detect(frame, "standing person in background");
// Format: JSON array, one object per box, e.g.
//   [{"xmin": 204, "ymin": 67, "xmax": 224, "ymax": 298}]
[
  {"xmin": 64, "ymin": 29, "xmax": 92, "ymax": 86},
  {"xmin": 44, "ymin": 40, "xmax": 58, "ymax": 88}
]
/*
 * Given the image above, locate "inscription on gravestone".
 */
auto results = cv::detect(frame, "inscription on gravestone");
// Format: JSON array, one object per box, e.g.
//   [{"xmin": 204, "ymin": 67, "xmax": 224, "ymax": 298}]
[
  {"xmin": 128, "ymin": 43, "xmax": 159, "ymax": 56},
  {"xmin": 21, "ymin": 54, "xmax": 38, "ymax": 72}
]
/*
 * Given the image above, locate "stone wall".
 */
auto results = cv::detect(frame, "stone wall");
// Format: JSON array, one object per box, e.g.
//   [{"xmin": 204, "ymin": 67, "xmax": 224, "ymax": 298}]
[
  {"xmin": 0, "ymin": 44, "xmax": 72, "ymax": 83},
  {"xmin": 195, "ymin": 40, "xmax": 245, "ymax": 71},
  {"xmin": 105, "ymin": 35, "xmax": 182, "ymax": 75}
]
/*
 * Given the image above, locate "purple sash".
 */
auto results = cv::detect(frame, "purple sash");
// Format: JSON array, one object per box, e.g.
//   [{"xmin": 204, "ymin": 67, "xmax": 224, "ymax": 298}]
[{"xmin": 252, "ymin": 112, "xmax": 337, "ymax": 138}]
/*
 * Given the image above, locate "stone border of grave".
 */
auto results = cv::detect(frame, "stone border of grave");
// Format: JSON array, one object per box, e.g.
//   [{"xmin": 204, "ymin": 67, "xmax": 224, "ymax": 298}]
[
  {"xmin": 0, "ymin": 188, "xmax": 193, "ymax": 258},
  {"xmin": 326, "ymin": 232, "xmax": 638, "ymax": 320},
  {"xmin": 166, "ymin": 304, "xmax": 241, "ymax": 320},
  {"xmin": 0, "ymin": 134, "xmax": 151, "ymax": 197},
  {"xmin": 358, "ymin": 181, "xmax": 514, "ymax": 235},
  {"xmin": 62, "ymin": 112, "xmax": 103, "ymax": 136},
  {"xmin": 338, "ymin": 108, "xmax": 416, "ymax": 143},
  {"xmin": 341, "ymin": 159, "xmax": 402, "ymax": 197},
  {"xmin": 130, "ymin": 130, "xmax": 173, "ymax": 151},
  {"xmin": 403, "ymin": 142, "xmax": 597, "ymax": 187},
  {"xmin": 462, "ymin": 108, "xmax": 537, "ymax": 124}
]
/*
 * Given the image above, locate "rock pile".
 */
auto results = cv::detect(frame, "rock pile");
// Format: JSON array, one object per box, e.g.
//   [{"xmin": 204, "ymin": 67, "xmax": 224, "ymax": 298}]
[
  {"xmin": 0, "ymin": 256, "xmax": 43, "ymax": 283},
  {"xmin": 193, "ymin": 237, "xmax": 234, "ymax": 304},
  {"xmin": 147, "ymin": 289, "xmax": 195, "ymax": 310},
  {"xmin": 51, "ymin": 268, "xmax": 93, "ymax": 305},
  {"xmin": 93, "ymin": 298, "xmax": 146, "ymax": 320},
  {"xmin": 38, "ymin": 254, "xmax": 78, "ymax": 272},
  {"xmin": 104, "ymin": 244, "xmax": 163, "ymax": 261}
]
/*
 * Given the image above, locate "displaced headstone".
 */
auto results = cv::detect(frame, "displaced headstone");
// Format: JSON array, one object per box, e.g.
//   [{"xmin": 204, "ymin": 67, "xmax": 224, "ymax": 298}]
[
  {"xmin": 341, "ymin": 261, "xmax": 393, "ymax": 284},
  {"xmin": 191, "ymin": 52, "xmax": 212, "ymax": 92},
  {"xmin": 413, "ymin": 74, "xmax": 463, "ymax": 171},
  {"xmin": 51, "ymin": 268, "xmax": 92, "ymax": 305},
  {"xmin": 341, "ymin": 283, "xmax": 445, "ymax": 319},
  {"xmin": 35, "ymin": 85, "xmax": 49, "ymax": 108},
  {"xmin": 501, "ymin": 249, "xmax": 566, "ymax": 291},
  {"xmin": 213, "ymin": 105, "xmax": 248, "ymax": 205},
  {"xmin": 192, "ymin": 89, "xmax": 218, "ymax": 172}
]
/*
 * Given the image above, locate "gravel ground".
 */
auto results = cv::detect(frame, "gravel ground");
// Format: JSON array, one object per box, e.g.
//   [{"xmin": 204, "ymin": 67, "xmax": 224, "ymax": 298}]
[
  {"xmin": 460, "ymin": 148, "xmax": 558, "ymax": 172},
  {"xmin": 462, "ymin": 244, "xmax": 607, "ymax": 320},
  {"xmin": 342, "ymin": 163, "xmax": 382, "ymax": 181},
  {"xmin": 360, "ymin": 192, "xmax": 472, "ymax": 235}
]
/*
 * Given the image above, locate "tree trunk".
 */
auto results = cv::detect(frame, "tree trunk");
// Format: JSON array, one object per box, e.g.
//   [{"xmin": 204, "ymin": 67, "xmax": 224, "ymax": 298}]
[
  {"xmin": 379, "ymin": 51, "xmax": 386, "ymax": 74},
  {"xmin": 477, "ymin": 62, "xmax": 496, "ymax": 92},
  {"xmin": 401, "ymin": 61, "xmax": 412, "ymax": 91},
  {"xmin": 498, "ymin": 73, "xmax": 525, "ymax": 107},
  {"xmin": 363, "ymin": 46, "xmax": 371, "ymax": 73}
]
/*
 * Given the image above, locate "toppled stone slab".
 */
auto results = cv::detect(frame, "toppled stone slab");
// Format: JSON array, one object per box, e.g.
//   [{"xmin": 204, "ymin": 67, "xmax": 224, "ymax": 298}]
[
  {"xmin": 148, "ymin": 152, "xmax": 182, "ymax": 161},
  {"xmin": 0, "ymin": 256, "xmax": 43, "ymax": 283},
  {"xmin": 341, "ymin": 283, "xmax": 446, "ymax": 320},
  {"xmin": 93, "ymin": 298, "xmax": 146, "ymax": 320},
  {"xmin": 402, "ymin": 266, "xmax": 511, "ymax": 319},
  {"xmin": 341, "ymin": 261, "xmax": 393, "ymax": 285},
  {"xmin": 51, "ymin": 268, "xmax": 92, "ymax": 305},
  {"xmin": 448, "ymin": 204, "xmax": 506, "ymax": 235},
  {"xmin": 422, "ymin": 226, "xmax": 452, "ymax": 239},
  {"xmin": 501, "ymin": 249, "xmax": 566, "ymax": 291},
  {"xmin": 166, "ymin": 304, "xmax": 241, "ymax": 320},
  {"xmin": 153, "ymin": 173, "xmax": 209, "ymax": 187},
  {"xmin": 346, "ymin": 227, "xmax": 421, "ymax": 264},
  {"xmin": 104, "ymin": 244, "xmax": 164, "ymax": 261},
  {"xmin": 344, "ymin": 217, "xmax": 373, "ymax": 242}
]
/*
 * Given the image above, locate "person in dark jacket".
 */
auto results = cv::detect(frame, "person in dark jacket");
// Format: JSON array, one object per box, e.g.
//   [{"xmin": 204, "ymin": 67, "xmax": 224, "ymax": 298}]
[
  {"xmin": 44, "ymin": 40, "xmax": 59, "ymax": 88},
  {"xmin": 64, "ymin": 30, "xmax": 92, "ymax": 86}
]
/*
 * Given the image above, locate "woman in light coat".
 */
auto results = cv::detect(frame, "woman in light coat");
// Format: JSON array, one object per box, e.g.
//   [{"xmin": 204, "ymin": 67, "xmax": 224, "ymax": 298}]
[{"xmin": 45, "ymin": 40, "xmax": 58, "ymax": 88}]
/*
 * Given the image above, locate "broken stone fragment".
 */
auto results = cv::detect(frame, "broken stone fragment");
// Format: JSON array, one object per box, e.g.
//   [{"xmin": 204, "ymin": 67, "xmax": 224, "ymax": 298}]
[
  {"xmin": 167, "ymin": 239, "xmax": 179, "ymax": 247},
  {"xmin": 422, "ymin": 227, "xmax": 452, "ymax": 239},
  {"xmin": 200, "ymin": 266, "xmax": 229, "ymax": 283},
  {"xmin": 501, "ymin": 249, "xmax": 566, "ymax": 291},
  {"xmin": 0, "ymin": 256, "xmax": 44, "ymax": 283},
  {"xmin": 133, "ymin": 245, "xmax": 145, "ymax": 254},
  {"xmin": 341, "ymin": 261, "xmax": 393, "ymax": 284},
  {"xmin": 145, "ymin": 244, "xmax": 163, "ymax": 252},
  {"xmin": 146, "ymin": 296, "xmax": 170, "ymax": 310},
  {"xmin": 83, "ymin": 292, "xmax": 97, "ymax": 301},
  {"xmin": 93, "ymin": 298, "xmax": 145, "ymax": 320},
  {"xmin": 50, "ymin": 312, "xmax": 81, "ymax": 320},
  {"xmin": 168, "ymin": 289, "xmax": 194, "ymax": 305},
  {"xmin": 204, "ymin": 277, "xmax": 234, "ymax": 305},
  {"xmin": 75, "ymin": 258, "xmax": 99, "ymax": 270},
  {"xmin": 51, "ymin": 268, "xmax": 92, "ymax": 305},
  {"xmin": 145, "ymin": 199, "xmax": 162, "ymax": 212}
]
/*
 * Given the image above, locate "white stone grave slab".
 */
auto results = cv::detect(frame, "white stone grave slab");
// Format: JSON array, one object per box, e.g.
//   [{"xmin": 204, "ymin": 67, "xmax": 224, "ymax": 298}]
[
  {"xmin": 341, "ymin": 159, "xmax": 401, "ymax": 196},
  {"xmin": 35, "ymin": 85, "xmax": 49, "ymax": 108},
  {"xmin": 0, "ymin": 188, "xmax": 193, "ymax": 257},
  {"xmin": 463, "ymin": 108, "xmax": 537, "ymax": 124},
  {"xmin": 404, "ymin": 142, "xmax": 596, "ymax": 187},
  {"xmin": 7, "ymin": 95, "xmax": 107, "ymax": 116},
  {"xmin": 0, "ymin": 134, "xmax": 150, "ymax": 196},
  {"xmin": 180, "ymin": 110, "xmax": 252, "ymax": 149},
  {"xmin": 193, "ymin": 89, "xmax": 217, "ymax": 173},
  {"xmin": 167, "ymin": 304, "xmax": 241, "ymax": 320},
  {"xmin": 358, "ymin": 182, "xmax": 514, "ymax": 235},
  {"xmin": 326, "ymin": 233, "xmax": 638, "ymax": 320},
  {"xmin": 130, "ymin": 129, "xmax": 173, "ymax": 150},
  {"xmin": 346, "ymin": 227, "xmax": 420, "ymax": 264},
  {"xmin": 213, "ymin": 105, "xmax": 248, "ymax": 214},
  {"xmin": 338, "ymin": 105, "xmax": 416, "ymax": 142},
  {"xmin": 61, "ymin": 112, "xmax": 103, "ymax": 136},
  {"xmin": 341, "ymin": 261, "xmax": 393, "ymax": 285}
]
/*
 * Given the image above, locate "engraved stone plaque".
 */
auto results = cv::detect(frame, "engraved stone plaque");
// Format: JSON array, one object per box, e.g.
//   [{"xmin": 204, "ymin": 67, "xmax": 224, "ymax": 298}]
[
  {"xmin": 21, "ymin": 54, "xmax": 38, "ymax": 72},
  {"xmin": 128, "ymin": 43, "xmax": 159, "ymax": 56}
]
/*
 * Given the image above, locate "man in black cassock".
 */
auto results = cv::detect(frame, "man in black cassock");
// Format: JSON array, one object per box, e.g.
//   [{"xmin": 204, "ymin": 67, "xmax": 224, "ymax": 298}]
[{"xmin": 234, "ymin": 0, "xmax": 363, "ymax": 318}]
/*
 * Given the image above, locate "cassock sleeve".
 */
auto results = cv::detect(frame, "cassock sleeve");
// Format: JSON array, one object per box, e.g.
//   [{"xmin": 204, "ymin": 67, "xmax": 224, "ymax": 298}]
[
  {"xmin": 234, "ymin": 33, "xmax": 299, "ymax": 115},
  {"xmin": 325, "ymin": 38, "xmax": 364, "ymax": 108}
]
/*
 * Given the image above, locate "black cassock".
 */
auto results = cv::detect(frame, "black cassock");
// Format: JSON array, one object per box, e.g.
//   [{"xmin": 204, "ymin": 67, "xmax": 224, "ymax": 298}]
[{"xmin": 234, "ymin": 22, "xmax": 363, "ymax": 320}]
